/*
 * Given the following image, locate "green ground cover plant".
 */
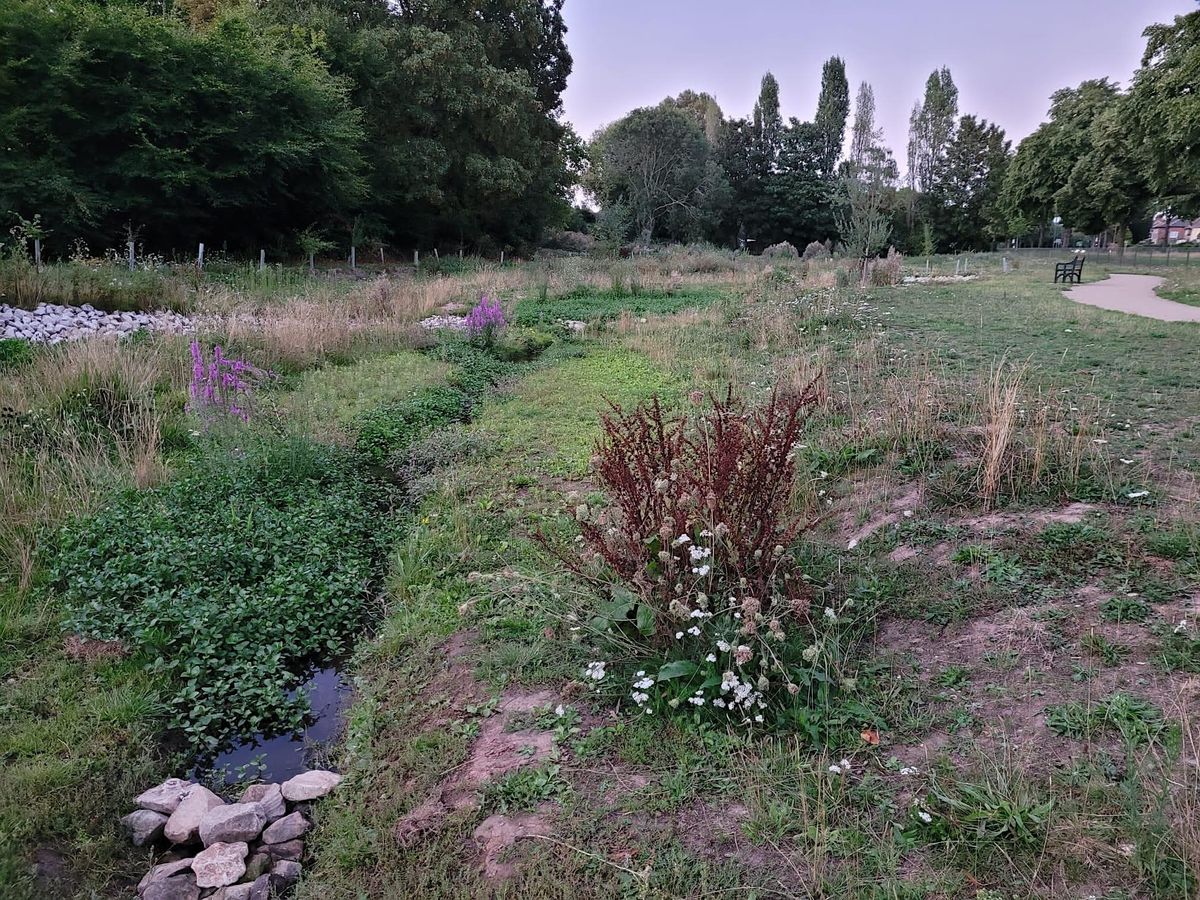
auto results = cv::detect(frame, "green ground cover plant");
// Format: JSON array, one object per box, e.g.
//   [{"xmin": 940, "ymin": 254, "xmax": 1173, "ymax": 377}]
[{"xmin": 48, "ymin": 439, "xmax": 387, "ymax": 755}]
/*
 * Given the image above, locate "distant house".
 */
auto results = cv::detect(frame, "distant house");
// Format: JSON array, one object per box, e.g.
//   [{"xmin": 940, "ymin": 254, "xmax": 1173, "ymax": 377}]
[{"xmin": 1150, "ymin": 213, "xmax": 1200, "ymax": 245}]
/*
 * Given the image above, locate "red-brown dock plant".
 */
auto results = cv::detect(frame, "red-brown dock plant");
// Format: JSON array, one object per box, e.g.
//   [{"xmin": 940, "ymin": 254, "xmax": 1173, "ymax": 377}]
[{"xmin": 577, "ymin": 384, "xmax": 820, "ymax": 648}]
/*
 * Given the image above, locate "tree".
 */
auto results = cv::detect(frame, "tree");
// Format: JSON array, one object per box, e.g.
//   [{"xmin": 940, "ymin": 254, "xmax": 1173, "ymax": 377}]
[
  {"xmin": 258, "ymin": 0, "xmax": 574, "ymax": 252},
  {"xmin": 928, "ymin": 115, "xmax": 1011, "ymax": 250},
  {"xmin": 589, "ymin": 106, "xmax": 721, "ymax": 244},
  {"xmin": 906, "ymin": 67, "xmax": 959, "ymax": 193},
  {"xmin": 1129, "ymin": 10, "xmax": 1200, "ymax": 215},
  {"xmin": 1058, "ymin": 97, "xmax": 1149, "ymax": 248},
  {"xmin": 665, "ymin": 90, "xmax": 724, "ymax": 144},
  {"xmin": 751, "ymin": 72, "xmax": 784, "ymax": 175},
  {"xmin": 1003, "ymin": 78, "xmax": 1123, "ymax": 243},
  {"xmin": 812, "ymin": 57, "xmax": 850, "ymax": 177},
  {"xmin": 839, "ymin": 82, "xmax": 895, "ymax": 280},
  {"xmin": 0, "ymin": 0, "xmax": 365, "ymax": 253}
]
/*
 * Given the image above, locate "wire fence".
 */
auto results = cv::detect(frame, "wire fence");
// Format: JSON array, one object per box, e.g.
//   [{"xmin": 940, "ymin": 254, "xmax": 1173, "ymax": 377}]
[{"xmin": 997, "ymin": 245, "xmax": 1196, "ymax": 268}]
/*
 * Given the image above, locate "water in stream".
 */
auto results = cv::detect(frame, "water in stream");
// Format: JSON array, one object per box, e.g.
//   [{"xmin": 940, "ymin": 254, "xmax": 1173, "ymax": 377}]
[{"xmin": 195, "ymin": 666, "xmax": 352, "ymax": 785}]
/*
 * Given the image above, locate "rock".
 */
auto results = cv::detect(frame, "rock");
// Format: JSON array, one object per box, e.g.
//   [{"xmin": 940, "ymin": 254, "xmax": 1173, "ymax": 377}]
[
  {"xmin": 238, "ymin": 783, "xmax": 285, "ymax": 822},
  {"xmin": 191, "ymin": 841, "xmax": 249, "ymax": 889},
  {"xmin": 262, "ymin": 811, "xmax": 309, "ymax": 844},
  {"xmin": 281, "ymin": 770, "xmax": 340, "ymax": 802},
  {"xmin": 246, "ymin": 874, "xmax": 273, "ymax": 900},
  {"xmin": 122, "ymin": 809, "xmax": 167, "ymax": 847},
  {"xmin": 199, "ymin": 803, "xmax": 266, "ymax": 846},
  {"xmin": 142, "ymin": 874, "xmax": 200, "ymax": 900},
  {"xmin": 138, "ymin": 857, "xmax": 194, "ymax": 894},
  {"xmin": 270, "ymin": 859, "xmax": 302, "ymax": 891},
  {"xmin": 164, "ymin": 785, "xmax": 224, "ymax": 844},
  {"xmin": 265, "ymin": 838, "xmax": 304, "ymax": 862},
  {"xmin": 211, "ymin": 885, "xmax": 252, "ymax": 900},
  {"xmin": 243, "ymin": 850, "xmax": 272, "ymax": 881}
]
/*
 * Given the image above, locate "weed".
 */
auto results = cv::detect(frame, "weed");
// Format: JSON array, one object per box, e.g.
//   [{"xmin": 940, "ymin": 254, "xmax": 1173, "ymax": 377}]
[
  {"xmin": 1082, "ymin": 631, "xmax": 1129, "ymax": 666},
  {"xmin": 1101, "ymin": 594, "xmax": 1151, "ymax": 624},
  {"xmin": 484, "ymin": 764, "xmax": 568, "ymax": 812},
  {"xmin": 1044, "ymin": 693, "xmax": 1169, "ymax": 747}
]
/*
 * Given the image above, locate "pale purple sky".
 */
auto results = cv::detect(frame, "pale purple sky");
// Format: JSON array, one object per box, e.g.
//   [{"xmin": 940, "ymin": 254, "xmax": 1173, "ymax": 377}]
[{"xmin": 562, "ymin": 0, "xmax": 1193, "ymax": 163}]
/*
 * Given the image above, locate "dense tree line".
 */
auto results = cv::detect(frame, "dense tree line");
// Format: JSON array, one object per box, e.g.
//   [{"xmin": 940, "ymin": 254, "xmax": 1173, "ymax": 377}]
[
  {"xmin": 586, "ymin": 9, "xmax": 1199, "ymax": 254},
  {"xmin": 0, "ymin": 0, "xmax": 575, "ymax": 257}
]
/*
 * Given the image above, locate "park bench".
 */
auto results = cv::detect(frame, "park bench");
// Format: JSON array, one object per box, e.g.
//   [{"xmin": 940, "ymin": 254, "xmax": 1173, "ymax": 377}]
[{"xmin": 1054, "ymin": 254, "xmax": 1085, "ymax": 284}]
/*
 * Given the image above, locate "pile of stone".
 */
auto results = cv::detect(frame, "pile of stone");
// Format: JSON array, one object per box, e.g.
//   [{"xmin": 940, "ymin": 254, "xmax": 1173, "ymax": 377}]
[
  {"xmin": 122, "ymin": 769, "xmax": 341, "ymax": 899},
  {"xmin": 0, "ymin": 303, "xmax": 194, "ymax": 344},
  {"xmin": 418, "ymin": 314, "xmax": 468, "ymax": 332}
]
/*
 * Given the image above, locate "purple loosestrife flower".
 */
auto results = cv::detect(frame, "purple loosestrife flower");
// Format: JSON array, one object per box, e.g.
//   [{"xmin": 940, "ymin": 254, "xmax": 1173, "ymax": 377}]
[
  {"xmin": 186, "ymin": 340, "xmax": 266, "ymax": 426},
  {"xmin": 465, "ymin": 294, "xmax": 506, "ymax": 344}
]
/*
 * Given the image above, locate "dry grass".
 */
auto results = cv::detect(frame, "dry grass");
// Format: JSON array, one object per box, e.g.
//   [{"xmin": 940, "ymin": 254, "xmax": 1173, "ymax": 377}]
[
  {"xmin": 979, "ymin": 359, "xmax": 1027, "ymax": 507},
  {"xmin": 0, "ymin": 336, "xmax": 184, "ymax": 591}
]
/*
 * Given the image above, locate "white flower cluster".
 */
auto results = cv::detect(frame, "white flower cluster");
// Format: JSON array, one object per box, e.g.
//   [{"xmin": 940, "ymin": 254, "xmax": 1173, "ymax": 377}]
[
  {"xmin": 828, "ymin": 758, "xmax": 852, "ymax": 776},
  {"xmin": 585, "ymin": 661, "xmax": 607, "ymax": 681},
  {"xmin": 718, "ymin": 670, "xmax": 766, "ymax": 723},
  {"xmin": 630, "ymin": 671, "xmax": 654, "ymax": 708}
]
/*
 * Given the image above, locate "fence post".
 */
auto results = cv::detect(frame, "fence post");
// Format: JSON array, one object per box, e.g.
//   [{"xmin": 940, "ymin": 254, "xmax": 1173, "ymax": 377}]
[
  {"xmin": 197, "ymin": 243, "xmax": 205, "ymax": 270},
  {"xmin": 33, "ymin": 238, "xmax": 42, "ymax": 273},
  {"xmin": 414, "ymin": 249, "xmax": 419, "ymax": 268},
  {"xmin": 128, "ymin": 241, "xmax": 136, "ymax": 271},
  {"xmin": 259, "ymin": 249, "xmax": 265, "ymax": 272},
  {"xmin": 350, "ymin": 246, "xmax": 356, "ymax": 271}
]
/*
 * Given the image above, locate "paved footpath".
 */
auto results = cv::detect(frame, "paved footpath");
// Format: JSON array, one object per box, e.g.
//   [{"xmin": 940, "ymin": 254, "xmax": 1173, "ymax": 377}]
[{"xmin": 1065, "ymin": 273, "xmax": 1200, "ymax": 323}]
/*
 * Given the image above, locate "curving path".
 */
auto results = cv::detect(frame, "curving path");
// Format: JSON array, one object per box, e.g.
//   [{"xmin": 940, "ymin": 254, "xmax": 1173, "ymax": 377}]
[{"xmin": 1064, "ymin": 273, "xmax": 1200, "ymax": 323}]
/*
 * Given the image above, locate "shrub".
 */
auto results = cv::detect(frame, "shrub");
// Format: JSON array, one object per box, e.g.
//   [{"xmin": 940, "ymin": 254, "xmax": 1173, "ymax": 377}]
[
  {"xmin": 0, "ymin": 337, "xmax": 33, "ymax": 371},
  {"xmin": 801, "ymin": 241, "xmax": 830, "ymax": 261},
  {"xmin": 868, "ymin": 246, "xmax": 903, "ymax": 286},
  {"xmin": 763, "ymin": 241, "xmax": 799, "ymax": 259},
  {"xmin": 560, "ymin": 387, "xmax": 849, "ymax": 728},
  {"xmin": 48, "ymin": 439, "xmax": 385, "ymax": 755}
]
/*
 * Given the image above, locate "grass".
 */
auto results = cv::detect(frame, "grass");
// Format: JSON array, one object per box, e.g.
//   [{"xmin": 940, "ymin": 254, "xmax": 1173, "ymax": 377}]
[{"xmin": 3, "ymin": 254, "xmax": 1200, "ymax": 899}]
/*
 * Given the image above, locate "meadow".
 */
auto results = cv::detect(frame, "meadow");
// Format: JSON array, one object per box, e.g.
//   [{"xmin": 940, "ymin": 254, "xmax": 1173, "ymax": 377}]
[{"xmin": 1, "ymin": 248, "xmax": 1197, "ymax": 899}]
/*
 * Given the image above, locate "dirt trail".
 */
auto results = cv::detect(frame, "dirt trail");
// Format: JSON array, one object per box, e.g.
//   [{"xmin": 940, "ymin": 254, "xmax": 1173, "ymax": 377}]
[{"xmin": 1065, "ymin": 273, "xmax": 1200, "ymax": 322}]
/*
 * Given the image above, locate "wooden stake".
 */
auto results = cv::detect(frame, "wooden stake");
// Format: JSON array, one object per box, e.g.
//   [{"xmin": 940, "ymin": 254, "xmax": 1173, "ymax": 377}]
[
  {"xmin": 128, "ymin": 241, "xmax": 136, "ymax": 271},
  {"xmin": 259, "ymin": 249, "xmax": 266, "ymax": 272},
  {"xmin": 350, "ymin": 246, "xmax": 356, "ymax": 271},
  {"xmin": 33, "ymin": 238, "xmax": 41, "ymax": 273},
  {"xmin": 197, "ymin": 243, "xmax": 205, "ymax": 270},
  {"xmin": 414, "ymin": 250, "xmax": 419, "ymax": 267}
]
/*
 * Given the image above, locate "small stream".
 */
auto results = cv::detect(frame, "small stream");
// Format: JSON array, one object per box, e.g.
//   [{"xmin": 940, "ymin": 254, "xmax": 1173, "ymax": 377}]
[{"xmin": 193, "ymin": 666, "xmax": 353, "ymax": 785}]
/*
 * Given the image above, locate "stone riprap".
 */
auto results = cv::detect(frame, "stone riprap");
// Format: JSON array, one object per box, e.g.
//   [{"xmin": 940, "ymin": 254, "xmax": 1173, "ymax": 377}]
[
  {"xmin": 124, "ymin": 769, "xmax": 340, "ymax": 898},
  {"xmin": 0, "ymin": 303, "xmax": 193, "ymax": 343}
]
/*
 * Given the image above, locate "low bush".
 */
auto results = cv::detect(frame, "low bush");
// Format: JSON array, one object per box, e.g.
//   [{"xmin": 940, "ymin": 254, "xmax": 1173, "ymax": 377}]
[
  {"xmin": 48, "ymin": 439, "xmax": 387, "ymax": 755},
  {"xmin": 355, "ymin": 385, "xmax": 469, "ymax": 462},
  {"xmin": 762, "ymin": 241, "xmax": 799, "ymax": 259},
  {"xmin": 557, "ymin": 387, "xmax": 876, "ymax": 730},
  {"xmin": 801, "ymin": 241, "xmax": 831, "ymax": 261}
]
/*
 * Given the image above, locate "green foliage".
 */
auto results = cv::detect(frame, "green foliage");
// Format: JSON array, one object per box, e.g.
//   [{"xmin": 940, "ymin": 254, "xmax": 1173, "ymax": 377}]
[
  {"xmin": 355, "ymin": 385, "xmax": 469, "ymax": 463},
  {"xmin": 916, "ymin": 769, "xmax": 1053, "ymax": 854},
  {"xmin": 0, "ymin": 0, "xmax": 364, "ymax": 253},
  {"xmin": 588, "ymin": 104, "xmax": 727, "ymax": 243},
  {"xmin": 0, "ymin": 337, "xmax": 33, "ymax": 371},
  {"xmin": 1044, "ymin": 693, "xmax": 1169, "ymax": 746},
  {"xmin": 1100, "ymin": 595, "xmax": 1150, "ymax": 624},
  {"xmin": 491, "ymin": 327, "xmax": 555, "ymax": 363},
  {"xmin": 1130, "ymin": 11, "xmax": 1200, "ymax": 213},
  {"xmin": 48, "ymin": 439, "xmax": 387, "ymax": 754},
  {"xmin": 513, "ymin": 284, "xmax": 719, "ymax": 326},
  {"xmin": 483, "ymin": 764, "xmax": 568, "ymax": 813},
  {"xmin": 1154, "ymin": 631, "xmax": 1200, "ymax": 673}
]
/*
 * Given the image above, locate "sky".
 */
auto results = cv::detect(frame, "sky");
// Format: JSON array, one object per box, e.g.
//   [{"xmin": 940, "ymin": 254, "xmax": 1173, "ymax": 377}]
[{"xmin": 561, "ymin": 0, "xmax": 1193, "ymax": 162}]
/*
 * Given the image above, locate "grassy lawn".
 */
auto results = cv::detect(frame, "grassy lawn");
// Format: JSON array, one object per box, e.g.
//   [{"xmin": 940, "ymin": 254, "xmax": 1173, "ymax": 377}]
[{"xmin": 2, "ymin": 256, "xmax": 1197, "ymax": 899}]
